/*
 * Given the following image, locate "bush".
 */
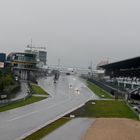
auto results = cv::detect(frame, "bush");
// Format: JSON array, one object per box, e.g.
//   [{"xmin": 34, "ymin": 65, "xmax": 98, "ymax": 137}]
[{"xmin": 0, "ymin": 70, "xmax": 14, "ymax": 90}]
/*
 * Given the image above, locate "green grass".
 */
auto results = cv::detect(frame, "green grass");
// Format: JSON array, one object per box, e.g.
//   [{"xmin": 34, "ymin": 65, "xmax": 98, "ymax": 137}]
[
  {"xmin": 23, "ymin": 118, "xmax": 70, "ymax": 140},
  {"xmin": 31, "ymin": 84, "xmax": 49, "ymax": 96},
  {"xmin": 71, "ymin": 100, "xmax": 138, "ymax": 119},
  {"xmin": 87, "ymin": 81, "xmax": 112, "ymax": 99},
  {"xmin": 0, "ymin": 96, "xmax": 46, "ymax": 112}
]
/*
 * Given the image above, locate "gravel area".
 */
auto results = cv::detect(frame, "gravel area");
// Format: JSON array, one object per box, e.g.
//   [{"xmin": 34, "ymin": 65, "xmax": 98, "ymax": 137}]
[{"xmin": 83, "ymin": 118, "xmax": 140, "ymax": 140}]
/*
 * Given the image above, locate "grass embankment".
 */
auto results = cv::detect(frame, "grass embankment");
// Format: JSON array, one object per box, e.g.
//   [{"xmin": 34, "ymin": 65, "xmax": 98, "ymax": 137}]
[
  {"xmin": 69, "ymin": 100, "xmax": 138, "ymax": 119},
  {"xmin": 68, "ymin": 80, "xmax": 138, "ymax": 119},
  {"xmin": 23, "ymin": 118, "xmax": 70, "ymax": 140},
  {"xmin": 31, "ymin": 84, "xmax": 49, "ymax": 96},
  {"xmin": 87, "ymin": 81, "xmax": 112, "ymax": 99},
  {"xmin": 0, "ymin": 84, "xmax": 48, "ymax": 112}
]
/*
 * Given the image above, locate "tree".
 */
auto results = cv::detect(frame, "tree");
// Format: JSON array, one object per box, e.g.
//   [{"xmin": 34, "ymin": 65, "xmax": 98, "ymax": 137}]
[{"xmin": 0, "ymin": 78, "xmax": 4, "ymax": 91}]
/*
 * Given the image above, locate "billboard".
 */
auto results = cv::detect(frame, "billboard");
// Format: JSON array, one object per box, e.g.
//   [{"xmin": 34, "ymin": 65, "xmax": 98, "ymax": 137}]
[{"xmin": 0, "ymin": 62, "xmax": 4, "ymax": 68}]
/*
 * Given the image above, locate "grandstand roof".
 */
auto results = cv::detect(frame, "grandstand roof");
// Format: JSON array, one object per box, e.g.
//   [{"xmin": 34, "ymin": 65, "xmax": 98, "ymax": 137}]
[{"xmin": 100, "ymin": 56, "xmax": 140, "ymax": 70}]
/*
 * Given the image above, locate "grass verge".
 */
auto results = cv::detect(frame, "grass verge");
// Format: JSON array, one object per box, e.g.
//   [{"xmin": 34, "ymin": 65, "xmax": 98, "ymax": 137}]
[
  {"xmin": 23, "ymin": 118, "xmax": 70, "ymax": 140},
  {"xmin": 0, "ymin": 96, "xmax": 46, "ymax": 112},
  {"xmin": 30, "ymin": 84, "xmax": 49, "ymax": 96},
  {"xmin": 87, "ymin": 81, "xmax": 112, "ymax": 99},
  {"xmin": 68, "ymin": 100, "xmax": 138, "ymax": 119}
]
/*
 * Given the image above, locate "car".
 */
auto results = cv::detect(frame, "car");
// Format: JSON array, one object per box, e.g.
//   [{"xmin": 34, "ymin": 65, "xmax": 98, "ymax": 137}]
[
  {"xmin": 69, "ymin": 84, "xmax": 72, "ymax": 88},
  {"xmin": 74, "ymin": 88, "xmax": 80, "ymax": 94}
]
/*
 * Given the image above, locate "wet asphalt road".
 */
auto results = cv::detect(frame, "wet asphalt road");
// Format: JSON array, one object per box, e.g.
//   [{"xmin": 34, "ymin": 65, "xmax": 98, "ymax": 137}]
[
  {"xmin": 11, "ymin": 82, "xmax": 28, "ymax": 101},
  {"xmin": 0, "ymin": 75, "xmax": 98, "ymax": 140},
  {"xmin": 42, "ymin": 118, "xmax": 94, "ymax": 140}
]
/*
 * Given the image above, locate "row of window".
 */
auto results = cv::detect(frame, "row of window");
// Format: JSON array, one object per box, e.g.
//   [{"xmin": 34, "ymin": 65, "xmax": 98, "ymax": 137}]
[{"xmin": 13, "ymin": 63, "xmax": 36, "ymax": 69}]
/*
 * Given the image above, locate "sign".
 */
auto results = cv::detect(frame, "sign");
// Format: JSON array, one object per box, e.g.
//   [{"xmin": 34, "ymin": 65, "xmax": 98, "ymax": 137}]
[
  {"xmin": 0, "ymin": 94, "xmax": 7, "ymax": 99},
  {"xmin": 0, "ymin": 62, "xmax": 4, "ymax": 68}
]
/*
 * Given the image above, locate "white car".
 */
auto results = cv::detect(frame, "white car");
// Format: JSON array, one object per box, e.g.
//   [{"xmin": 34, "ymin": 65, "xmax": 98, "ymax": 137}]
[
  {"xmin": 74, "ymin": 88, "xmax": 80, "ymax": 94},
  {"xmin": 69, "ymin": 84, "xmax": 73, "ymax": 88}
]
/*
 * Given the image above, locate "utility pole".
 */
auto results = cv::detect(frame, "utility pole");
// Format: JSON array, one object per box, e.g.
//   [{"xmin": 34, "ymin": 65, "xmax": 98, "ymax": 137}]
[
  {"xmin": 58, "ymin": 58, "xmax": 60, "ymax": 67},
  {"xmin": 90, "ymin": 60, "xmax": 93, "ymax": 78},
  {"xmin": 31, "ymin": 38, "xmax": 33, "ymax": 48}
]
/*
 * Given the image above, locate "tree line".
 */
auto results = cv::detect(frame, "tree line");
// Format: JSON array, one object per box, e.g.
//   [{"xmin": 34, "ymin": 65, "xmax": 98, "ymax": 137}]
[{"xmin": 0, "ymin": 69, "xmax": 14, "ymax": 91}]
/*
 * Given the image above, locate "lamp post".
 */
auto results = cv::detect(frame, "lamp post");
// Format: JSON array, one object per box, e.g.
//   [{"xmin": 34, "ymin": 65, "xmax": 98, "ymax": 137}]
[{"xmin": 117, "ymin": 80, "xmax": 119, "ymax": 99}]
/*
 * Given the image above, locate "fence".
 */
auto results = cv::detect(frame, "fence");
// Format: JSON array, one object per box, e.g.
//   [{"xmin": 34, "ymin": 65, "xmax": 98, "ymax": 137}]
[{"xmin": 87, "ymin": 77, "xmax": 126, "ymax": 99}]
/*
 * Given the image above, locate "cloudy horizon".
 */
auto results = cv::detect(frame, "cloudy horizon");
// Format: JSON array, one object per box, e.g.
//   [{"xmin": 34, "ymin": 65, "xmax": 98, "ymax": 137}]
[{"xmin": 0, "ymin": 0, "xmax": 140, "ymax": 68}]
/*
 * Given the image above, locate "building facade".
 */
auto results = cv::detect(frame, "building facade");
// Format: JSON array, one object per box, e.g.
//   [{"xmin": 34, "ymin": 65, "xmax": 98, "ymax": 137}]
[
  {"xmin": 7, "ymin": 52, "xmax": 37, "ymax": 80},
  {"xmin": 0, "ymin": 53, "xmax": 6, "ymax": 68},
  {"xmin": 25, "ymin": 46, "xmax": 47, "ymax": 67}
]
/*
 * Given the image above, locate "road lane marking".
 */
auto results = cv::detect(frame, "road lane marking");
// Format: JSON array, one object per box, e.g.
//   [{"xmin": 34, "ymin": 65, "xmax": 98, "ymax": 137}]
[
  {"xmin": 7, "ymin": 96, "xmax": 72, "ymax": 122},
  {"xmin": 7, "ymin": 111, "xmax": 38, "ymax": 122},
  {"xmin": 7, "ymin": 85, "xmax": 90, "ymax": 122}
]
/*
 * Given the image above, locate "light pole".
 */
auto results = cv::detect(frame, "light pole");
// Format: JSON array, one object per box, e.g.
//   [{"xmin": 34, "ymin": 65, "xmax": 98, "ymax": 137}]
[{"xmin": 117, "ymin": 80, "xmax": 119, "ymax": 99}]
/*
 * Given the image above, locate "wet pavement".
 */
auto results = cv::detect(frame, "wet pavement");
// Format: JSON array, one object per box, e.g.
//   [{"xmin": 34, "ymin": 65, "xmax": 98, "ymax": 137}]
[
  {"xmin": 11, "ymin": 82, "xmax": 29, "ymax": 101},
  {"xmin": 0, "ymin": 75, "xmax": 98, "ymax": 140},
  {"xmin": 42, "ymin": 118, "xmax": 94, "ymax": 140}
]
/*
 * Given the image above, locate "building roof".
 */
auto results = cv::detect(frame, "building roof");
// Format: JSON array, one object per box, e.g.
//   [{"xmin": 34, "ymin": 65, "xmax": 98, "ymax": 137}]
[{"xmin": 100, "ymin": 56, "xmax": 140, "ymax": 70}]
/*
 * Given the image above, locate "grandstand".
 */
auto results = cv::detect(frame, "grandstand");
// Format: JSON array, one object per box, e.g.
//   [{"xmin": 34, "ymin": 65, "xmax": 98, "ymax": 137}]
[
  {"xmin": 99, "ymin": 56, "xmax": 140, "ymax": 101},
  {"xmin": 83, "ymin": 56, "xmax": 140, "ymax": 114},
  {"xmin": 100, "ymin": 56, "xmax": 140, "ymax": 78}
]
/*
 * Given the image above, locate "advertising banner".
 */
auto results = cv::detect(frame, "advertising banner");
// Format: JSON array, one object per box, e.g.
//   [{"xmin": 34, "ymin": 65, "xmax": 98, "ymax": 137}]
[{"xmin": 0, "ymin": 62, "xmax": 4, "ymax": 68}]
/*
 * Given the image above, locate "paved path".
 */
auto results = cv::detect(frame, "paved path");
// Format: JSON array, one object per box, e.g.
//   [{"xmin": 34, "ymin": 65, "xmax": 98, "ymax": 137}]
[{"xmin": 42, "ymin": 118, "xmax": 94, "ymax": 140}]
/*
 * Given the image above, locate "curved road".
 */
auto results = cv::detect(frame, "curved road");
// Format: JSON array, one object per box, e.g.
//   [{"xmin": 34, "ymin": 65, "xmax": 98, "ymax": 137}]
[{"xmin": 0, "ymin": 75, "xmax": 98, "ymax": 140}]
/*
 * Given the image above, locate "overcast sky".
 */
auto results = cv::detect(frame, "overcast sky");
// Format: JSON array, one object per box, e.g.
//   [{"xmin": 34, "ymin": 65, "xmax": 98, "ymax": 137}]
[{"xmin": 0, "ymin": 0, "xmax": 140, "ymax": 68}]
